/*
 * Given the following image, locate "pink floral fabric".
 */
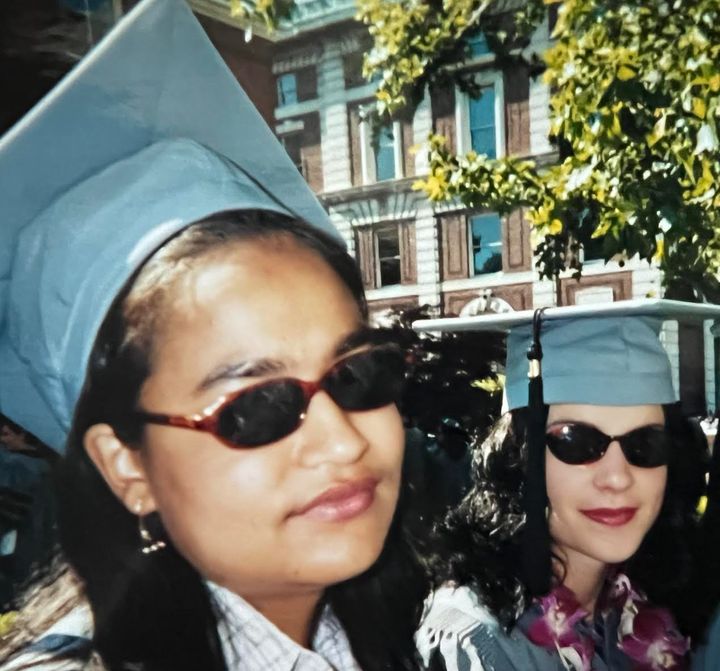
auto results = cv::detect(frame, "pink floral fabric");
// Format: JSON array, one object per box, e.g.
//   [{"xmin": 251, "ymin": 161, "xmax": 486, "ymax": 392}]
[{"xmin": 526, "ymin": 573, "xmax": 688, "ymax": 671}]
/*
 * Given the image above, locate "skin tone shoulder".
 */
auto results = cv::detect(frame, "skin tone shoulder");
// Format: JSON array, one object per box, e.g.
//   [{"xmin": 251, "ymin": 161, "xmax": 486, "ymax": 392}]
[
  {"xmin": 83, "ymin": 235, "xmax": 405, "ymax": 645},
  {"xmin": 545, "ymin": 403, "xmax": 667, "ymax": 612}
]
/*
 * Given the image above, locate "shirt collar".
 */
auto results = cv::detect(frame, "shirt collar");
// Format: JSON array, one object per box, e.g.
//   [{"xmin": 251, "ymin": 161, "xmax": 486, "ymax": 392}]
[{"xmin": 207, "ymin": 581, "xmax": 361, "ymax": 671}]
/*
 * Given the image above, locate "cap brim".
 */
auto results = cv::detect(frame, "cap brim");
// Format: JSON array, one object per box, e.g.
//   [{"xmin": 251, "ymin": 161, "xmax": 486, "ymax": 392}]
[{"xmin": 413, "ymin": 299, "xmax": 720, "ymax": 333}]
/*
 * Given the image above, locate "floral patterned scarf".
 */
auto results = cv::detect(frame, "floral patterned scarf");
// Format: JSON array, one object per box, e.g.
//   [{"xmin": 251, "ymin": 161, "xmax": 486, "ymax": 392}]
[{"xmin": 524, "ymin": 573, "xmax": 688, "ymax": 671}]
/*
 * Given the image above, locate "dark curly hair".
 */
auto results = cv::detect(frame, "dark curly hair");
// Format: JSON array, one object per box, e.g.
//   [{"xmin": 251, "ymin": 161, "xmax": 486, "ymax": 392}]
[{"xmin": 430, "ymin": 403, "xmax": 708, "ymax": 637}]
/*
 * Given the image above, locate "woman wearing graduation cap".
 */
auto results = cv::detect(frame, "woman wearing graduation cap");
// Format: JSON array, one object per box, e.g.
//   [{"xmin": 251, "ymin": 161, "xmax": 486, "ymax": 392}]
[
  {"xmin": 0, "ymin": 1, "xmax": 430, "ymax": 669},
  {"xmin": 414, "ymin": 301, "xmax": 716, "ymax": 671}
]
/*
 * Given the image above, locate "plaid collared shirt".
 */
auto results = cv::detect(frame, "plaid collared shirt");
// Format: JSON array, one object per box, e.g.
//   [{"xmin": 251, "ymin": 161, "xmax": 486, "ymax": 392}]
[
  {"xmin": 2, "ymin": 581, "xmax": 361, "ymax": 671},
  {"xmin": 208, "ymin": 582, "xmax": 362, "ymax": 671}
]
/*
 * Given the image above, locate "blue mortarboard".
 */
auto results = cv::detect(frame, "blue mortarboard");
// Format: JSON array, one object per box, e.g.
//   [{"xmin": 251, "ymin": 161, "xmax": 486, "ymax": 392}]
[
  {"xmin": 416, "ymin": 298, "xmax": 720, "ymax": 595},
  {"xmin": 414, "ymin": 299, "xmax": 720, "ymax": 410},
  {"xmin": 0, "ymin": 0, "xmax": 339, "ymax": 452}
]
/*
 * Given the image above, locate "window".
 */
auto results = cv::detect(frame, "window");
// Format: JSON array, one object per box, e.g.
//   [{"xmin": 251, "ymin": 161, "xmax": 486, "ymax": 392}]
[
  {"xmin": 374, "ymin": 124, "xmax": 396, "ymax": 182},
  {"xmin": 470, "ymin": 213, "xmax": 502, "ymax": 274},
  {"xmin": 277, "ymin": 73, "xmax": 297, "ymax": 106},
  {"xmin": 439, "ymin": 210, "xmax": 531, "ymax": 279},
  {"xmin": 376, "ymin": 226, "xmax": 401, "ymax": 286},
  {"xmin": 277, "ymin": 113, "xmax": 323, "ymax": 192},
  {"xmin": 343, "ymin": 51, "xmax": 366, "ymax": 89},
  {"xmin": 349, "ymin": 104, "xmax": 411, "ymax": 186},
  {"xmin": 455, "ymin": 73, "xmax": 504, "ymax": 158},
  {"xmin": 466, "ymin": 30, "xmax": 491, "ymax": 57},
  {"xmin": 276, "ymin": 67, "xmax": 317, "ymax": 107},
  {"xmin": 355, "ymin": 222, "xmax": 417, "ymax": 289},
  {"xmin": 468, "ymin": 86, "xmax": 496, "ymax": 158},
  {"xmin": 282, "ymin": 132, "xmax": 303, "ymax": 172}
]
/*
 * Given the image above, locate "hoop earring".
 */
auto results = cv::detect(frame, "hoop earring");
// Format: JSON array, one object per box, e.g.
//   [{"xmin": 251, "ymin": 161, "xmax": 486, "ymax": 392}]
[{"xmin": 134, "ymin": 500, "xmax": 166, "ymax": 554}]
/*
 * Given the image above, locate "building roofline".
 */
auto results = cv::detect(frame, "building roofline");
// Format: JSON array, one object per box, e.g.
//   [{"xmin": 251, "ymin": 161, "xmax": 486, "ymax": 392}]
[{"xmin": 189, "ymin": 0, "xmax": 356, "ymax": 44}]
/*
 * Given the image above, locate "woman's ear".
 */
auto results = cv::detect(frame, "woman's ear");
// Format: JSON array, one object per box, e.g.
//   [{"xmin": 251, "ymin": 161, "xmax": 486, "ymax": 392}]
[{"xmin": 84, "ymin": 423, "xmax": 157, "ymax": 514}]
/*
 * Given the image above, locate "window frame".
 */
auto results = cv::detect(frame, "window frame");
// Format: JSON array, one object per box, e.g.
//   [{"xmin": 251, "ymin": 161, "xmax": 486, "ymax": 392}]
[
  {"xmin": 276, "ymin": 113, "xmax": 323, "ymax": 192},
  {"xmin": 277, "ymin": 73, "xmax": 298, "ymax": 107},
  {"xmin": 358, "ymin": 106, "xmax": 404, "ymax": 184},
  {"xmin": 455, "ymin": 70, "xmax": 505, "ymax": 158},
  {"xmin": 281, "ymin": 130, "xmax": 303, "ymax": 173},
  {"xmin": 276, "ymin": 67, "xmax": 318, "ymax": 107},
  {"xmin": 354, "ymin": 221, "xmax": 417, "ymax": 290},
  {"xmin": 466, "ymin": 30, "xmax": 491, "ymax": 58},
  {"xmin": 467, "ymin": 212, "xmax": 503, "ymax": 276},
  {"xmin": 342, "ymin": 51, "xmax": 367, "ymax": 89},
  {"xmin": 374, "ymin": 224, "xmax": 403, "ymax": 287}
]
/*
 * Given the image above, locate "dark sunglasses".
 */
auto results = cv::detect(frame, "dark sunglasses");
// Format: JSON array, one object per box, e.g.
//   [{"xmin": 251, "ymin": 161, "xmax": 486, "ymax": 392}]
[
  {"xmin": 133, "ymin": 344, "xmax": 406, "ymax": 448},
  {"xmin": 545, "ymin": 422, "xmax": 671, "ymax": 468}
]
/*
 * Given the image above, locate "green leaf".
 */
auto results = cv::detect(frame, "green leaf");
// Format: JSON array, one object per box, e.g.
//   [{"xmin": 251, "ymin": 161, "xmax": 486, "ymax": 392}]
[
  {"xmin": 617, "ymin": 65, "xmax": 637, "ymax": 81},
  {"xmin": 356, "ymin": 0, "xmax": 720, "ymax": 300}
]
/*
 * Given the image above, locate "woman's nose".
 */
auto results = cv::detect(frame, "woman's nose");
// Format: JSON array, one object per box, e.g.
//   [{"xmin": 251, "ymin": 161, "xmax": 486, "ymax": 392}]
[
  {"xmin": 293, "ymin": 390, "xmax": 369, "ymax": 468},
  {"xmin": 592, "ymin": 440, "xmax": 634, "ymax": 492}
]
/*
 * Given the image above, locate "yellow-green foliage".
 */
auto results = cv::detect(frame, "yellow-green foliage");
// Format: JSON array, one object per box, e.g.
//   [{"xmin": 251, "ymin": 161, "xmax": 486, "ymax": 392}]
[
  {"xmin": 373, "ymin": 0, "xmax": 720, "ymax": 300},
  {"xmin": 357, "ymin": 0, "xmax": 545, "ymax": 116},
  {"xmin": 228, "ymin": 0, "xmax": 294, "ymax": 30}
]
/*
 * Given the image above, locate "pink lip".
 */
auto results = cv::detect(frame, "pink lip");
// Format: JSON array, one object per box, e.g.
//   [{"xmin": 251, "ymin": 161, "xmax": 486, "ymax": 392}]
[
  {"xmin": 580, "ymin": 507, "xmax": 638, "ymax": 526},
  {"xmin": 291, "ymin": 478, "xmax": 378, "ymax": 522}
]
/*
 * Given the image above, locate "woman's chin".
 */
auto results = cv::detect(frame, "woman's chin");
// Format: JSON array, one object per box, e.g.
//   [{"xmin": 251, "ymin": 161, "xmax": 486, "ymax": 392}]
[
  {"xmin": 301, "ymin": 538, "xmax": 388, "ymax": 586},
  {"xmin": 579, "ymin": 538, "xmax": 644, "ymax": 567}
]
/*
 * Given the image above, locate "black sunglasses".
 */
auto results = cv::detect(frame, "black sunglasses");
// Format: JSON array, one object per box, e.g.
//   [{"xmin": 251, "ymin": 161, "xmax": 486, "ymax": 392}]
[
  {"xmin": 133, "ymin": 344, "xmax": 406, "ymax": 448},
  {"xmin": 545, "ymin": 422, "xmax": 671, "ymax": 468}
]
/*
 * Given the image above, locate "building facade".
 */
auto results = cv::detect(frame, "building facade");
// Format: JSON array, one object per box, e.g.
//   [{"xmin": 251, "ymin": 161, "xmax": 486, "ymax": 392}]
[{"xmin": 191, "ymin": 0, "xmax": 717, "ymax": 415}]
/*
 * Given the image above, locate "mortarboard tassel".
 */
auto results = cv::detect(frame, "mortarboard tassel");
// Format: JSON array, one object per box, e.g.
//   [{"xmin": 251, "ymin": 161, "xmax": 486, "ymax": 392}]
[{"xmin": 520, "ymin": 308, "xmax": 552, "ymax": 596}]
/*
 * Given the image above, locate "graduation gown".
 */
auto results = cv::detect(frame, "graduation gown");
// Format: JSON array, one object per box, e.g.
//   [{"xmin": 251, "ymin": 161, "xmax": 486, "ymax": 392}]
[{"xmin": 416, "ymin": 585, "xmax": 634, "ymax": 671}]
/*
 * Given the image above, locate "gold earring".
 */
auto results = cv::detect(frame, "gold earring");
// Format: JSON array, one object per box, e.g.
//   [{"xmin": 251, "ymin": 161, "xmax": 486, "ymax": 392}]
[{"xmin": 135, "ymin": 500, "xmax": 166, "ymax": 554}]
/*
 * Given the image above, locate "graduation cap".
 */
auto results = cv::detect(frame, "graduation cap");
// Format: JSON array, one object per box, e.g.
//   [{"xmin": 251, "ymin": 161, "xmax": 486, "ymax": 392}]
[
  {"xmin": 414, "ymin": 298, "xmax": 720, "ymax": 595},
  {"xmin": 0, "ymin": 0, "xmax": 338, "ymax": 453}
]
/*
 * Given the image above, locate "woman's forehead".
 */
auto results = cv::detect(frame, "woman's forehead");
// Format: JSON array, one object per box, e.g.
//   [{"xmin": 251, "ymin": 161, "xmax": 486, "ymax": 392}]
[
  {"xmin": 146, "ymin": 243, "xmax": 362, "ymax": 375},
  {"xmin": 547, "ymin": 403, "xmax": 665, "ymax": 429},
  {"xmin": 165, "ymin": 240, "xmax": 355, "ymax": 317}
]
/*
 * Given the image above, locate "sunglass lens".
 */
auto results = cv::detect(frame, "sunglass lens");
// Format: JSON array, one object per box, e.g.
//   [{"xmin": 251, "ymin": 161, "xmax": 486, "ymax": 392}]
[
  {"xmin": 217, "ymin": 381, "xmax": 306, "ymax": 447},
  {"xmin": 325, "ymin": 347, "xmax": 405, "ymax": 411},
  {"xmin": 621, "ymin": 426, "xmax": 671, "ymax": 467},
  {"xmin": 546, "ymin": 423, "xmax": 608, "ymax": 465}
]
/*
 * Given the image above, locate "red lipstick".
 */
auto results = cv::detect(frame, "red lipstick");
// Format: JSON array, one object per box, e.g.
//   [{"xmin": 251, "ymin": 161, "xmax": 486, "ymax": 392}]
[
  {"xmin": 292, "ymin": 478, "xmax": 378, "ymax": 523},
  {"xmin": 580, "ymin": 507, "xmax": 637, "ymax": 526}
]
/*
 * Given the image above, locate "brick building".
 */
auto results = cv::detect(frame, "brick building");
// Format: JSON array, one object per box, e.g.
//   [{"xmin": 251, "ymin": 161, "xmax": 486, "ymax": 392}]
[
  {"xmin": 0, "ymin": 0, "xmax": 715, "ymax": 413},
  {"xmin": 195, "ymin": 0, "xmax": 718, "ymax": 413}
]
